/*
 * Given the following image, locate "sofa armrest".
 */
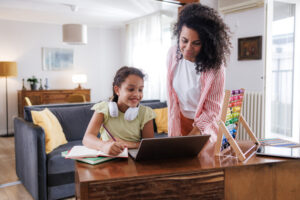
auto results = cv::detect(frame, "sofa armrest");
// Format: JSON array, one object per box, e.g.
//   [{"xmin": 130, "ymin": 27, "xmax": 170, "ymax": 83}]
[{"xmin": 14, "ymin": 117, "xmax": 47, "ymax": 200}]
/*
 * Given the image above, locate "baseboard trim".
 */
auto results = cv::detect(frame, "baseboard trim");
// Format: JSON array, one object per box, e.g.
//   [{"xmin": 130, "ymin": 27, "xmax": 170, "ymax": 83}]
[
  {"xmin": 0, "ymin": 133, "xmax": 14, "ymax": 137},
  {"xmin": 0, "ymin": 181, "xmax": 21, "ymax": 188}
]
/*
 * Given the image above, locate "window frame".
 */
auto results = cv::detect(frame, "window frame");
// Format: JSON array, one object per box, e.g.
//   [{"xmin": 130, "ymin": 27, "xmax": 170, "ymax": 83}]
[{"xmin": 265, "ymin": 0, "xmax": 300, "ymax": 143}]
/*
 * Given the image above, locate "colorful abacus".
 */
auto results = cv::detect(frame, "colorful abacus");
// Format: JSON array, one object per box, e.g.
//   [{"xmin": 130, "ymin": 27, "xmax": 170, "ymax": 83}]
[
  {"xmin": 215, "ymin": 89, "xmax": 260, "ymax": 162},
  {"xmin": 222, "ymin": 89, "xmax": 244, "ymax": 150}
]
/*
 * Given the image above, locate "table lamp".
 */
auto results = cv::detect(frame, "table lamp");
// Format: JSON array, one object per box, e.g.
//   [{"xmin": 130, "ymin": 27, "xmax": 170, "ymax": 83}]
[
  {"xmin": 0, "ymin": 61, "xmax": 18, "ymax": 137},
  {"xmin": 72, "ymin": 74, "xmax": 87, "ymax": 89}
]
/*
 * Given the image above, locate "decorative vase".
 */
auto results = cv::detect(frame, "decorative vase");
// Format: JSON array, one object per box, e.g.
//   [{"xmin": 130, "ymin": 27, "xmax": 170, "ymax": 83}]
[
  {"xmin": 39, "ymin": 79, "xmax": 43, "ymax": 90},
  {"xmin": 44, "ymin": 78, "xmax": 49, "ymax": 90},
  {"xmin": 22, "ymin": 78, "xmax": 27, "ymax": 90}
]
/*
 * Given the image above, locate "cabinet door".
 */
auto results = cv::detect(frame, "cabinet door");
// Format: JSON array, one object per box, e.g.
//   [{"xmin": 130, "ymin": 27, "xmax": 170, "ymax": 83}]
[
  {"xmin": 43, "ymin": 92, "xmax": 70, "ymax": 104},
  {"xmin": 84, "ymin": 170, "xmax": 224, "ymax": 199},
  {"xmin": 26, "ymin": 93, "xmax": 42, "ymax": 105}
]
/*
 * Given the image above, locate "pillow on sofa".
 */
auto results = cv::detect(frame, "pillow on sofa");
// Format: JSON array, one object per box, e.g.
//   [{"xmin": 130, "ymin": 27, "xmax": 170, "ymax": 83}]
[
  {"xmin": 31, "ymin": 108, "xmax": 67, "ymax": 153},
  {"xmin": 153, "ymin": 107, "xmax": 168, "ymax": 133}
]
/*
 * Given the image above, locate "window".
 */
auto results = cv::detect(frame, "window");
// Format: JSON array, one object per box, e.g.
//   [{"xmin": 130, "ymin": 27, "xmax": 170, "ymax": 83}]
[
  {"xmin": 125, "ymin": 12, "xmax": 173, "ymax": 101},
  {"xmin": 265, "ymin": 0, "xmax": 300, "ymax": 142}
]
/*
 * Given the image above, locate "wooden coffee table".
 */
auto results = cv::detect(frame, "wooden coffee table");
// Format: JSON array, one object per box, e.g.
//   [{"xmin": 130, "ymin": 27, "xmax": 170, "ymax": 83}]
[{"xmin": 75, "ymin": 143, "xmax": 300, "ymax": 200}]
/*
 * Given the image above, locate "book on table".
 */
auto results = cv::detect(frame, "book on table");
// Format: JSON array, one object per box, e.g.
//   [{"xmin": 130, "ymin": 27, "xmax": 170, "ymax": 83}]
[
  {"xmin": 65, "ymin": 145, "xmax": 128, "ymax": 159},
  {"xmin": 61, "ymin": 151, "xmax": 117, "ymax": 165},
  {"xmin": 259, "ymin": 138, "xmax": 300, "ymax": 147}
]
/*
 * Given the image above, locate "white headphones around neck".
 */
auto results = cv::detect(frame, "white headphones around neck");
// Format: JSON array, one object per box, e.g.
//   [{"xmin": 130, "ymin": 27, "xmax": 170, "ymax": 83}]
[{"xmin": 108, "ymin": 101, "xmax": 139, "ymax": 121}]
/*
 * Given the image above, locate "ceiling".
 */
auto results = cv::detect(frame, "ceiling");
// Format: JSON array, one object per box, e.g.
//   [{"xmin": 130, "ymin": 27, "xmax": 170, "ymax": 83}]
[{"xmin": 0, "ymin": 0, "xmax": 180, "ymax": 28}]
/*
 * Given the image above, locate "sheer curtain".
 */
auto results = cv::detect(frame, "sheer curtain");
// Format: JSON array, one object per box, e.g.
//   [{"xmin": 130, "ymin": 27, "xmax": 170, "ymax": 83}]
[{"xmin": 125, "ymin": 12, "xmax": 172, "ymax": 101}]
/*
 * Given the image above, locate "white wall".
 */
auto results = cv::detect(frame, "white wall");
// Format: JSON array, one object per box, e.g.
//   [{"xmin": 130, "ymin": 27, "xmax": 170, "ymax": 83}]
[
  {"xmin": 223, "ymin": 6, "xmax": 265, "ymax": 92},
  {"xmin": 0, "ymin": 19, "xmax": 122, "ymax": 135},
  {"xmin": 201, "ymin": 1, "xmax": 265, "ymax": 92},
  {"xmin": 200, "ymin": 0, "xmax": 218, "ymax": 10}
]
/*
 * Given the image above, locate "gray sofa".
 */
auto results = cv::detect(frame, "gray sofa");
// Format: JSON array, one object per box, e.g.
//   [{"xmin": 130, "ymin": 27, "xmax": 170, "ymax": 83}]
[{"xmin": 14, "ymin": 100, "xmax": 167, "ymax": 200}]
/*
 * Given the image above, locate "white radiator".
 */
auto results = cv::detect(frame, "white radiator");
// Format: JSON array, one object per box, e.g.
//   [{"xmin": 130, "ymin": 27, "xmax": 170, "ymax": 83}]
[{"xmin": 237, "ymin": 91, "xmax": 264, "ymax": 140}]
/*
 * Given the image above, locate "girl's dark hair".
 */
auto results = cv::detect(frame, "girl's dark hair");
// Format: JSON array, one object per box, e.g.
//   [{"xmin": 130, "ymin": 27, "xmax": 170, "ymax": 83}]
[
  {"xmin": 173, "ymin": 3, "xmax": 231, "ymax": 73},
  {"xmin": 112, "ymin": 66, "xmax": 145, "ymax": 102}
]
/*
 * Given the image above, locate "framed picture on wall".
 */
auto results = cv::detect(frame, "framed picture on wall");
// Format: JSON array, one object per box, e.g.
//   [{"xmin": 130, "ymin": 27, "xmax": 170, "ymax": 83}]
[
  {"xmin": 238, "ymin": 36, "xmax": 262, "ymax": 60},
  {"xmin": 42, "ymin": 48, "xmax": 74, "ymax": 70}
]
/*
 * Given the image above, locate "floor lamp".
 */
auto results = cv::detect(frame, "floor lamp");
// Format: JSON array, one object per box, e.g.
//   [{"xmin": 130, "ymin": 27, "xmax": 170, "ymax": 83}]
[{"xmin": 0, "ymin": 62, "xmax": 18, "ymax": 137}]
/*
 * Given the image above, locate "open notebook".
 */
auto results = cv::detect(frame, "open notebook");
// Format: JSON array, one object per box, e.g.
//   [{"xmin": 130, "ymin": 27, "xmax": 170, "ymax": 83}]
[
  {"xmin": 61, "ymin": 151, "xmax": 117, "ymax": 165},
  {"xmin": 129, "ymin": 135, "xmax": 210, "ymax": 161},
  {"xmin": 65, "ymin": 145, "xmax": 128, "ymax": 158}
]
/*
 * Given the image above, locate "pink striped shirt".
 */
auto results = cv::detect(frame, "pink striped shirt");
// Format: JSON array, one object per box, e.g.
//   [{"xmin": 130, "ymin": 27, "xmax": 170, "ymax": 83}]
[{"xmin": 167, "ymin": 46, "xmax": 225, "ymax": 157}]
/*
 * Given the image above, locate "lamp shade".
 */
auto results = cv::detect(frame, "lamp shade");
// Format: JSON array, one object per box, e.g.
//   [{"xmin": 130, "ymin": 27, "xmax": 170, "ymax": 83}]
[
  {"xmin": 0, "ymin": 62, "xmax": 17, "ymax": 77},
  {"xmin": 72, "ymin": 74, "xmax": 87, "ymax": 89},
  {"xmin": 72, "ymin": 74, "xmax": 87, "ymax": 84},
  {"xmin": 63, "ymin": 24, "xmax": 87, "ymax": 45}
]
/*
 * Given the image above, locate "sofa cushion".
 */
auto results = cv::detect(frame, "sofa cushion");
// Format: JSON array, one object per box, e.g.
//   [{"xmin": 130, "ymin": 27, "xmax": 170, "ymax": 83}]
[
  {"xmin": 24, "ymin": 102, "xmax": 94, "ymax": 122},
  {"xmin": 141, "ymin": 101, "xmax": 167, "ymax": 109},
  {"xmin": 24, "ymin": 103, "xmax": 94, "ymax": 141},
  {"xmin": 140, "ymin": 99, "xmax": 161, "ymax": 104},
  {"xmin": 31, "ymin": 108, "xmax": 68, "ymax": 154},
  {"xmin": 49, "ymin": 105, "xmax": 94, "ymax": 141},
  {"xmin": 141, "ymin": 101, "xmax": 167, "ymax": 133},
  {"xmin": 153, "ymin": 107, "xmax": 168, "ymax": 133},
  {"xmin": 47, "ymin": 140, "xmax": 82, "ymax": 188}
]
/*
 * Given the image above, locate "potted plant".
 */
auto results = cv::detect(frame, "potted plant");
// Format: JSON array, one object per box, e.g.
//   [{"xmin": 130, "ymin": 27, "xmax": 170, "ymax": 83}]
[{"xmin": 27, "ymin": 76, "xmax": 39, "ymax": 90}]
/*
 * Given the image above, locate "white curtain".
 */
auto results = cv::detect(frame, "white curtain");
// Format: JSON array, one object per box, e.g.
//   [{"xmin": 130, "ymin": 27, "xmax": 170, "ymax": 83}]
[{"xmin": 125, "ymin": 12, "xmax": 172, "ymax": 101}]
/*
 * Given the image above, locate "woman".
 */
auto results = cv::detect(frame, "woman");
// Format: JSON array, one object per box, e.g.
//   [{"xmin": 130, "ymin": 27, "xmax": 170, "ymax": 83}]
[{"xmin": 167, "ymin": 3, "xmax": 231, "ymax": 158}]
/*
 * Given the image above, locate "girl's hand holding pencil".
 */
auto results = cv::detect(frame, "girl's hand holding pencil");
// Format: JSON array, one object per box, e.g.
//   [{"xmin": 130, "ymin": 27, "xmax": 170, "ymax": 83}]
[
  {"xmin": 102, "ymin": 140, "xmax": 126, "ymax": 156},
  {"xmin": 102, "ymin": 125, "xmax": 127, "ymax": 155}
]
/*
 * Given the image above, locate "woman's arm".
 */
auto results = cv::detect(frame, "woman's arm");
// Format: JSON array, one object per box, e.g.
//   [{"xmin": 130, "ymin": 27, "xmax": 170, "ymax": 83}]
[
  {"xmin": 188, "ymin": 126, "xmax": 201, "ymax": 135},
  {"xmin": 194, "ymin": 67, "xmax": 225, "ymax": 134},
  {"xmin": 82, "ymin": 112, "xmax": 125, "ymax": 155}
]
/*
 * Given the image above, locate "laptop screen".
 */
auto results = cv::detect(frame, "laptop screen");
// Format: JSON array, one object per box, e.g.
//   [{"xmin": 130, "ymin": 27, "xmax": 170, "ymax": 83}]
[{"xmin": 129, "ymin": 135, "xmax": 210, "ymax": 161}]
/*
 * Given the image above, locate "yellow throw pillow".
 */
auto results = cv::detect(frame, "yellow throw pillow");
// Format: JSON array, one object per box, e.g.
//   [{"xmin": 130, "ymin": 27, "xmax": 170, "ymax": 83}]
[
  {"xmin": 153, "ymin": 107, "xmax": 168, "ymax": 133},
  {"xmin": 31, "ymin": 108, "xmax": 67, "ymax": 154}
]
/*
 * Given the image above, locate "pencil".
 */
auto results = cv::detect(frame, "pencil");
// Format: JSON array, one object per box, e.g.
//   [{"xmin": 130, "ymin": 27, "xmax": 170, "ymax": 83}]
[{"xmin": 103, "ymin": 125, "xmax": 116, "ymax": 142}]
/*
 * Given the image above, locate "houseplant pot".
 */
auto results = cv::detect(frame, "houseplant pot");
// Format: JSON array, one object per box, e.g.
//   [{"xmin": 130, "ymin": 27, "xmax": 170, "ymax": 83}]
[{"xmin": 27, "ymin": 76, "xmax": 38, "ymax": 91}]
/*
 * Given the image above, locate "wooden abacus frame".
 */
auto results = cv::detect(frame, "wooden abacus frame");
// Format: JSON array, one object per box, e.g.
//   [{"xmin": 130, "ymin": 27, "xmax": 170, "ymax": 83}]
[{"xmin": 214, "ymin": 89, "xmax": 260, "ymax": 161}]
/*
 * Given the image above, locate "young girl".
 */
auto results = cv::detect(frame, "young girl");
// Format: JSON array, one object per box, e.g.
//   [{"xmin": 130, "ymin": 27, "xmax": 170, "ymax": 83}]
[{"xmin": 82, "ymin": 66, "xmax": 155, "ymax": 156}]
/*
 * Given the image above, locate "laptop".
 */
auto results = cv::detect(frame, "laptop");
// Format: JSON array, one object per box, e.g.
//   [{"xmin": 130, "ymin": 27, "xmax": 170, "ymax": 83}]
[
  {"xmin": 129, "ymin": 135, "xmax": 210, "ymax": 161},
  {"xmin": 256, "ymin": 146, "xmax": 300, "ymax": 159}
]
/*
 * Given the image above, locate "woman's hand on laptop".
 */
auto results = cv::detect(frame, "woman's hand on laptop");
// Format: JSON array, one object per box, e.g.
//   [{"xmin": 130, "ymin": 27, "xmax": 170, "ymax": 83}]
[{"xmin": 188, "ymin": 126, "xmax": 201, "ymax": 136}]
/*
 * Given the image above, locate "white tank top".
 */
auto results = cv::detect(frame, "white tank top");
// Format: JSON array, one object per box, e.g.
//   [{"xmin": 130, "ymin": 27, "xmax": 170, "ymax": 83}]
[{"xmin": 173, "ymin": 59, "xmax": 201, "ymax": 119}]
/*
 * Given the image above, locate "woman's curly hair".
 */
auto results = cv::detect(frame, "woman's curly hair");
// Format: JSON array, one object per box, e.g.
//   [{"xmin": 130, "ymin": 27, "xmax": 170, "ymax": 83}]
[{"xmin": 173, "ymin": 3, "xmax": 231, "ymax": 73}]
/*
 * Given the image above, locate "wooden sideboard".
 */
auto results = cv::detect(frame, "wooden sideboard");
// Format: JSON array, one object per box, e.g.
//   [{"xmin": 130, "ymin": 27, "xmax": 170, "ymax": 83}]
[{"xmin": 17, "ymin": 89, "xmax": 90, "ymax": 117}]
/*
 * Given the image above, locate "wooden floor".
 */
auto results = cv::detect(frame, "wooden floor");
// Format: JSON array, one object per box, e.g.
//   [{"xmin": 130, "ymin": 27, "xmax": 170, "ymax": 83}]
[{"xmin": 0, "ymin": 137, "xmax": 74, "ymax": 200}]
